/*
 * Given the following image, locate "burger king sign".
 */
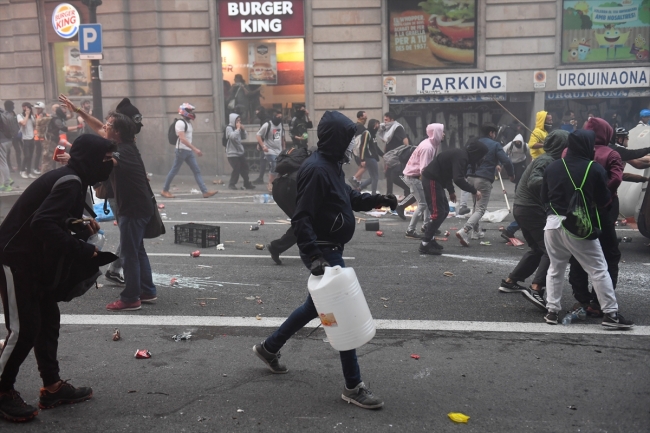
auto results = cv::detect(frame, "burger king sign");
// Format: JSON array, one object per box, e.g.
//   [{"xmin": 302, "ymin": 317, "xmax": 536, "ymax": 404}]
[{"xmin": 52, "ymin": 3, "xmax": 81, "ymax": 39}]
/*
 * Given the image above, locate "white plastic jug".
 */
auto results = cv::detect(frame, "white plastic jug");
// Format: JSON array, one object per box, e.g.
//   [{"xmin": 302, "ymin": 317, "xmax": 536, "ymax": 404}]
[{"xmin": 308, "ymin": 266, "xmax": 376, "ymax": 351}]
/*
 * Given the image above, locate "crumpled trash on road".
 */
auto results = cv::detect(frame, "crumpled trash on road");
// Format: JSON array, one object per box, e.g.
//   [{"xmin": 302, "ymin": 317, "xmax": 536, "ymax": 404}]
[
  {"xmin": 172, "ymin": 331, "xmax": 192, "ymax": 342},
  {"xmin": 217, "ymin": 244, "xmax": 225, "ymax": 250},
  {"xmin": 443, "ymin": 271, "xmax": 454, "ymax": 277},
  {"xmin": 410, "ymin": 354, "xmax": 420, "ymax": 360},
  {"xmin": 480, "ymin": 209, "xmax": 509, "ymax": 223},
  {"xmin": 112, "ymin": 328, "xmax": 120, "ymax": 341},
  {"xmin": 134, "ymin": 349, "xmax": 151, "ymax": 359},
  {"xmin": 448, "ymin": 412, "xmax": 470, "ymax": 423},
  {"xmin": 255, "ymin": 244, "xmax": 265, "ymax": 250}
]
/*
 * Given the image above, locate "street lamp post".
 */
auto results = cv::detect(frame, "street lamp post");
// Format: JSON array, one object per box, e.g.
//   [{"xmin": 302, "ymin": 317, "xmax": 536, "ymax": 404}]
[{"xmin": 81, "ymin": 0, "xmax": 103, "ymax": 120}]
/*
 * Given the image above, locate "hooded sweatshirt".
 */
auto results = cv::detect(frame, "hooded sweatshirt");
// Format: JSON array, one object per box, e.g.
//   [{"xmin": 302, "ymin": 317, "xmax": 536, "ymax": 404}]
[
  {"xmin": 403, "ymin": 123, "xmax": 443, "ymax": 177},
  {"xmin": 0, "ymin": 134, "xmax": 116, "ymax": 273},
  {"xmin": 226, "ymin": 113, "xmax": 247, "ymax": 157},
  {"xmin": 584, "ymin": 117, "xmax": 623, "ymax": 197},
  {"xmin": 470, "ymin": 134, "xmax": 515, "ymax": 181},
  {"xmin": 515, "ymin": 130, "xmax": 569, "ymax": 208},
  {"xmin": 528, "ymin": 110, "xmax": 549, "ymax": 159},
  {"xmin": 421, "ymin": 139, "xmax": 488, "ymax": 195},
  {"xmin": 292, "ymin": 111, "xmax": 384, "ymax": 259},
  {"xmin": 502, "ymin": 134, "xmax": 529, "ymax": 164},
  {"xmin": 542, "ymin": 130, "xmax": 610, "ymax": 219}
]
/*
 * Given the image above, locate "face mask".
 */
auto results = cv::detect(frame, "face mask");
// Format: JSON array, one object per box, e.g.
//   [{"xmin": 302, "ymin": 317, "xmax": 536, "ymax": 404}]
[
  {"xmin": 96, "ymin": 160, "xmax": 114, "ymax": 182},
  {"xmin": 544, "ymin": 123, "xmax": 553, "ymax": 131},
  {"xmin": 272, "ymin": 117, "xmax": 282, "ymax": 126},
  {"xmin": 514, "ymin": 141, "xmax": 522, "ymax": 148}
]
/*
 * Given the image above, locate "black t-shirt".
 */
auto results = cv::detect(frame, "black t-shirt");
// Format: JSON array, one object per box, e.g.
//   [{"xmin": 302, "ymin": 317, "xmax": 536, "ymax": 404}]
[
  {"xmin": 110, "ymin": 141, "xmax": 153, "ymax": 219},
  {"xmin": 385, "ymin": 125, "xmax": 407, "ymax": 153}
]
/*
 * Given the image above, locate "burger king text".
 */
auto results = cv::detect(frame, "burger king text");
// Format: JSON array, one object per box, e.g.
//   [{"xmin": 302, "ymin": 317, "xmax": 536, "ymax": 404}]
[{"xmin": 228, "ymin": 2, "xmax": 294, "ymax": 34}]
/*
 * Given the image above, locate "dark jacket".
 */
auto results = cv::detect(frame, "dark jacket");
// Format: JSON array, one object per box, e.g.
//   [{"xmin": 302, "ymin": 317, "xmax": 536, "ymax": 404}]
[
  {"xmin": 468, "ymin": 136, "xmax": 514, "ymax": 181},
  {"xmin": 46, "ymin": 107, "xmax": 69, "ymax": 141},
  {"xmin": 421, "ymin": 141, "xmax": 488, "ymax": 195},
  {"xmin": 542, "ymin": 130, "xmax": 610, "ymax": 218},
  {"xmin": 515, "ymin": 130, "xmax": 569, "ymax": 208},
  {"xmin": 0, "ymin": 134, "xmax": 116, "ymax": 283},
  {"xmin": 608, "ymin": 143, "xmax": 650, "ymax": 161},
  {"xmin": 292, "ymin": 111, "xmax": 384, "ymax": 259}
]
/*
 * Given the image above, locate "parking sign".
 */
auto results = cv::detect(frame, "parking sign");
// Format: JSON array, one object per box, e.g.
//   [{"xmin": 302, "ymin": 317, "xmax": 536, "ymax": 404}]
[{"xmin": 79, "ymin": 24, "xmax": 103, "ymax": 60}]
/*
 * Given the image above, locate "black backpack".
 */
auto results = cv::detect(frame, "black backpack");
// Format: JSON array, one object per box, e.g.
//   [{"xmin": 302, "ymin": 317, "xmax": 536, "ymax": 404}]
[
  {"xmin": 0, "ymin": 110, "xmax": 19, "ymax": 139},
  {"xmin": 275, "ymin": 147, "xmax": 311, "ymax": 176},
  {"xmin": 167, "ymin": 118, "xmax": 187, "ymax": 145},
  {"xmin": 222, "ymin": 125, "xmax": 232, "ymax": 147}
]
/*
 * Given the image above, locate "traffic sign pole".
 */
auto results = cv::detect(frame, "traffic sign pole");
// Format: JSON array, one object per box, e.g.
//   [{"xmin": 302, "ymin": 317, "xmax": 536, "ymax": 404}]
[{"xmin": 81, "ymin": 0, "xmax": 104, "ymax": 121}]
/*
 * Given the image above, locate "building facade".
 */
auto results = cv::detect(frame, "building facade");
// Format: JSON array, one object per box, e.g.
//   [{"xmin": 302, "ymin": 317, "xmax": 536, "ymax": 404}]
[{"xmin": 1, "ymin": 0, "xmax": 649, "ymax": 174}]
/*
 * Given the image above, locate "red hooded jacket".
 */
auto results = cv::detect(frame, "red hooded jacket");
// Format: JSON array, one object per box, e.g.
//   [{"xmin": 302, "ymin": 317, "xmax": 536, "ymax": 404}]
[{"xmin": 584, "ymin": 117, "xmax": 623, "ymax": 197}]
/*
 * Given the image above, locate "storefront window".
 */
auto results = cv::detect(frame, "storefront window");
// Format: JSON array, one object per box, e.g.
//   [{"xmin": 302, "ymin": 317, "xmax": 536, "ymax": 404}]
[
  {"xmin": 387, "ymin": 0, "xmax": 477, "ymax": 70},
  {"xmin": 52, "ymin": 41, "xmax": 93, "ymax": 96},
  {"xmin": 561, "ymin": 1, "xmax": 650, "ymax": 65},
  {"xmin": 221, "ymin": 38, "xmax": 304, "ymax": 124}
]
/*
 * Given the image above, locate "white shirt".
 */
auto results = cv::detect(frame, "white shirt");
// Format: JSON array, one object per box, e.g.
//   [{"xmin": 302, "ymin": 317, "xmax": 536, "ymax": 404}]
[
  {"xmin": 17, "ymin": 114, "xmax": 35, "ymax": 140},
  {"xmin": 257, "ymin": 121, "xmax": 284, "ymax": 156},
  {"xmin": 175, "ymin": 119, "xmax": 193, "ymax": 151},
  {"xmin": 544, "ymin": 214, "xmax": 566, "ymax": 230}
]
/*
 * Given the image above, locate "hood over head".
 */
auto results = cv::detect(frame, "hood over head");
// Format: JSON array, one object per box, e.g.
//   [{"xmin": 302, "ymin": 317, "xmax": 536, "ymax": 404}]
[
  {"xmin": 317, "ymin": 111, "xmax": 357, "ymax": 161},
  {"xmin": 465, "ymin": 138, "xmax": 489, "ymax": 165},
  {"xmin": 116, "ymin": 97, "xmax": 143, "ymax": 134},
  {"xmin": 567, "ymin": 130, "xmax": 596, "ymax": 160},
  {"xmin": 3, "ymin": 100, "xmax": 14, "ymax": 112},
  {"xmin": 543, "ymin": 130, "xmax": 570, "ymax": 159},
  {"xmin": 425, "ymin": 123, "xmax": 444, "ymax": 148},
  {"xmin": 67, "ymin": 134, "xmax": 118, "ymax": 185},
  {"xmin": 229, "ymin": 112, "xmax": 240, "ymax": 127},
  {"xmin": 534, "ymin": 110, "xmax": 548, "ymax": 130},
  {"xmin": 584, "ymin": 117, "xmax": 613, "ymax": 147}
]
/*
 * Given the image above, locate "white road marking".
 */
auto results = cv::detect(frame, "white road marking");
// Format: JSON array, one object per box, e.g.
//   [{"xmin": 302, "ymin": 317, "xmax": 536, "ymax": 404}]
[
  {"xmin": 2, "ymin": 315, "xmax": 643, "ymax": 336},
  {"xmin": 147, "ymin": 253, "xmax": 356, "ymax": 260},
  {"xmin": 163, "ymin": 220, "xmax": 286, "ymax": 225}
]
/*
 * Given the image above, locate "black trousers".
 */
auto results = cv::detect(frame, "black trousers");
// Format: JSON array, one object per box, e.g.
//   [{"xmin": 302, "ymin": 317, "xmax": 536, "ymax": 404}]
[
  {"xmin": 7, "ymin": 138, "xmax": 22, "ymax": 171},
  {"xmin": 22, "ymin": 139, "xmax": 35, "ymax": 173},
  {"xmin": 270, "ymin": 176, "xmax": 298, "ymax": 253},
  {"xmin": 227, "ymin": 155, "xmax": 251, "ymax": 187},
  {"xmin": 422, "ymin": 177, "xmax": 449, "ymax": 241},
  {"xmin": 0, "ymin": 265, "xmax": 61, "ymax": 391},
  {"xmin": 513, "ymin": 161, "xmax": 527, "ymax": 186},
  {"xmin": 508, "ymin": 204, "xmax": 549, "ymax": 286},
  {"xmin": 385, "ymin": 166, "xmax": 409, "ymax": 196},
  {"xmin": 570, "ymin": 200, "xmax": 620, "ymax": 304},
  {"xmin": 33, "ymin": 140, "xmax": 42, "ymax": 172}
]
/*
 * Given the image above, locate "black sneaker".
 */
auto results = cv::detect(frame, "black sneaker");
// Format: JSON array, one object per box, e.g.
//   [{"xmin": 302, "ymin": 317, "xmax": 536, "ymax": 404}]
[
  {"xmin": 498, "ymin": 279, "xmax": 526, "ymax": 293},
  {"xmin": 396, "ymin": 205, "xmax": 406, "ymax": 220},
  {"xmin": 253, "ymin": 343, "xmax": 288, "ymax": 374},
  {"xmin": 38, "ymin": 381, "xmax": 92, "ymax": 409},
  {"xmin": 0, "ymin": 390, "xmax": 38, "ymax": 422},
  {"xmin": 252, "ymin": 178, "xmax": 264, "ymax": 185},
  {"xmin": 341, "ymin": 382, "xmax": 383, "ymax": 409},
  {"xmin": 602, "ymin": 312, "xmax": 634, "ymax": 329},
  {"xmin": 405, "ymin": 230, "xmax": 422, "ymax": 239},
  {"xmin": 244, "ymin": 183, "xmax": 256, "ymax": 190},
  {"xmin": 419, "ymin": 242, "xmax": 442, "ymax": 255},
  {"xmin": 458, "ymin": 206, "xmax": 470, "ymax": 216},
  {"xmin": 266, "ymin": 243, "xmax": 282, "ymax": 265},
  {"xmin": 430, "ymin": 240, "xmax": 444, "ymax": 250},
  {"xmin": 105, "ymin": 270, "xmax": 125, "ymax": 285},
  {"xmin": 544, "ymin": 311, "xmax": 559, "ymax": 325},
  {"xmin": 522, "ymin": 287, "xmax": 547, "ymax": 312},
  {"xmin": 228, "ymin": 185, "xmax": 238, "ymax": 190}
]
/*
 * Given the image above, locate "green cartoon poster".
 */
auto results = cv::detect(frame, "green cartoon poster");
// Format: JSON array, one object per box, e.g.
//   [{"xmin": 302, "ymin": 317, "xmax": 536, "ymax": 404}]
[{"xmin": 562, "ymin": 0, "xmax": 650, "ymax": 64}]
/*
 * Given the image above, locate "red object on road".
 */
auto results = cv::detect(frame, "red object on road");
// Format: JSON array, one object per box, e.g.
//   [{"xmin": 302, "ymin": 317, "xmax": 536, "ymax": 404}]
[
  {"xmin": 134, "ymin": 349, "xmax": 151, "ymax": 359},
  {"xmin": 258, "ymin": 219, "xmax": 265, "ymax": 225},
  {"xmin": 170, "ymin": 277, "xmax": 178, "ymax": 286},
  {"xmin": 113, "ymin": 220, "xmax": 117, "ymax": 226},
  {"xmin": 376, "ymin": 231, "xmax": 384, "ymax": 237},
  {"xmin": 410, "ymin": 354, "xmax": 420, "ymax": 360},
  {"xmin": 191, "ymin": 250, "xmax": 201, "ymax": 257},
  {"xmin": 158, "ymin": 204, "xmax": 165, "ymax": 209}
]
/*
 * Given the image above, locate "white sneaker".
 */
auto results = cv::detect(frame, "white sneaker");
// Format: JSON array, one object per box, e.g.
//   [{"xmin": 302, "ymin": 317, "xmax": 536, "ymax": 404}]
[
  {"xmin": 456, "ymin": 228, "xmax": 470, "ymax": 246},
  {"xmin": 28, "ymin": 173, "xmax": 38, "ymax": 179},
  {"xmin": 19, "ymin": 171, "xmax": 28, "ymax": 179},
  {"xmin": 470, "ymin": 229, "xmax": 485, "ymax": 240}
]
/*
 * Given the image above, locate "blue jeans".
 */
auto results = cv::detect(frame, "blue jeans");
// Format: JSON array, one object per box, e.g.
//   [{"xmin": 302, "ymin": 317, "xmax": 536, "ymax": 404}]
[
  {"xmin": 264, "ymin": 247, "xmax": 362, "ymax": 389},
  {"xmin": 163, "ymin": 149, "xmax": 207, "ymax": 193},
  {"xmin": 118, "ymin": 215, "xmax": 157, "ymax": 303},
  {"xmin": 265, "ymin": 154, "xmax": 278, "ymax": 175},
  {"xmin": 358, "ymin": 158, "xmax": 379, "ymax": 194}
]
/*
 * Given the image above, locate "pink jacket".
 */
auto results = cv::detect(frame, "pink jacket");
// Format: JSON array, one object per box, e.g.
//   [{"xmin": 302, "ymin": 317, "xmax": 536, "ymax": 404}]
[{"xmin": 403, "ymin": 123, "xmax": 443, "ymax": 177}]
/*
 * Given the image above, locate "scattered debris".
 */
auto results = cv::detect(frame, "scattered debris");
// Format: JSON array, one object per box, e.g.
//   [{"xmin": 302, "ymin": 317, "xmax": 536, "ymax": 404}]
[
  {"xmin": 256, "ymin": 298, "xmax": 263, "ymax": 304},
  {"xmin": 134, "ymin": 349, "xmax": 151, "ymax": 359},
  {"xmin": 158, "ymin": 204, "xmax": 165, "ymax": 209},
  {"xmin": 199, "ymin": 302, "xmax": 206, "ymax": 307},
  {"xmin": 255, "ymin": 244, "xmax": 265, "ymax": 250},
  {"xmin": 250, "ymin": 225, "xmax": 259, "ymax": 231},
  {"xmin": 181, "ymin": 212, "xmax": 188, "ymax": 215},
  {"xmin": 191, "ymin": 250, "xmax": 201, "ymax": 258},
  {"xmin": 622, "ymin": 237, "xmax": 632, "ymax": 243},
  {"xmin": 245, "ymin": 296, "xmax": 256, "ymax": 300},
  {"xmin": 567, "ymin": 405, "xmax": 577, "ymax": 410},
  {"xmin": 443, "ymin": 271, "xmax": 454, "ymax": 277},
  {"xmin": 376, "ymin": 230, "xmax": 384, "ymax": 237},
  {"xmin": 380, "ymin": 297, "xmax": 390, "ymax": 301},
  {"xmin": 97, "ymin": 283, "xmax": 104, "ymax": 288},
  {"xmin": 255, "ymin": 314, "xmax": 262, "ymax": 320},
  {"xmin": 434, "ymin": 237, "xmax": 448, "ymax": 241},
  {"xmin": 197, "ymin": 416, "xmax": 209, "ymax": 422},
  {"xmin": 237, "ymin": 409, "xmax": 244, "ymax": 413},
  {"xmin": 479, "ymin": 241, "xmax": 492, "ymax": 246},
  {"xmin": 448, "ymin": 412, "xmax": 470, "ymax": 423},
  {"xmin": 112, "ymin": 328, "xmax": 121, "ymax": 341},
  {"xmin": 257, "ymin": 219, "xmax": 265, "ymax": 225},
  {"xmin": 172, "ymin": 332, "xmax": 192, "ymax": 342},
  {"xmin": 443, "ymin": 230, "xmax": 450, "ymax": 237},
  {"xmin": 170, "ymin": 277, "xmax": 178, "ymax": 286},
  {"xmin": 127, "ymin": 390, "xmax": 137, "ymax": 393},
  {"xmin": 217, "ymin": 243, "xmax": 225, "ymax": 250},
  {"xmin": 410, "ymin": 354, "xmax": 420, "ymax": 360}
]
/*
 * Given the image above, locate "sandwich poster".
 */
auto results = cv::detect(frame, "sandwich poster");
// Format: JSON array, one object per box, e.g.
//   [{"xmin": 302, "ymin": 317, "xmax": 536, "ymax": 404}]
[
  {"xmin": 388, "ymin": 0, "xmax": 477, "ymax": 70},
  {"xmin": 248, "ymin": 42, "xmax": 278, "ymax": 85},
  {"xmin": 53, "ymin": 41, "xmax": 92, "ymax": 96},
  {"xmin": 562, "ymin": 1, "xmax": 650, "ymax": 64}
]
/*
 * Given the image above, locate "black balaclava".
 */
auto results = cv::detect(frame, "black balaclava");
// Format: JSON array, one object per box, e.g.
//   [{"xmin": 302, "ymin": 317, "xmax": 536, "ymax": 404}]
[
  {"xmin": 317, "ymin": 111, "xmax": 356, "ymax": 163},
  {"xmin": 67, "ymin": 134, "xmax": 117, "ymax": 185},
  {"xmin": 116, "ymin": 97, "xmax": 143, "ymax": 134},
  {"xmin": 272, "ymin": 113, "xmax": 282, "ymax": 126},
  {"xmin": 465, "ymin": 138, "xmax": 489, "ymax": 172},
  {"xmin": 567, "ymin": 130, "xmax": 596, "ymax": 160}
]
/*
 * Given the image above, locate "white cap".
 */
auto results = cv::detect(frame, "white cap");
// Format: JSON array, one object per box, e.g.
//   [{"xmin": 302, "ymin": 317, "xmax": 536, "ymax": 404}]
[{"xmin": 34, "ymin": 102, "xmax": 45, "ymax": 109}]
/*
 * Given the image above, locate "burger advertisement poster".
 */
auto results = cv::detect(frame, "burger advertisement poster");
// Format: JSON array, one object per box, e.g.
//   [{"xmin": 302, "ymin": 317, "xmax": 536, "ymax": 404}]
[
  {"xmin": 54, "ymin": 41, "xmax": 91, "ymax": 96},
  {"xmin": 388, "ymin": 0, "xmax": 477, "ymax": 70},
  {"xmin": 248, "ymin": 42, "xmax": 278, "ymax": 85}
]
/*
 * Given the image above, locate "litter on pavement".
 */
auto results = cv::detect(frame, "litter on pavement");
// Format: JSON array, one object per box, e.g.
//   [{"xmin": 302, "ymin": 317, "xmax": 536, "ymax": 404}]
[
  {"xmin": 134, "ymin": 349, "xmax": 152, "ymax": 359},
  {"xmin": 217, "ymin": 243, "xmax": 225, "ymax": 250},
  {"xmin": 448, "ymin": 412, "xmax": 470, "ymax": 423},
  {"xmin": 172, "ymin": 331, "xmax": 192, "ymax": 342},
  {"xmin": 112, "ymin": 328, "xmax": 120, "ymax": 341}
]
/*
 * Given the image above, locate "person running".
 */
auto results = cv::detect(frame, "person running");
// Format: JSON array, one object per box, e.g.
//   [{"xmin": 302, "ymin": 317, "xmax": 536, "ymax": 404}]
[
  {"xmin": 256, "ymin": 109, "xmax": 286, "ymax": 192},
  {"xmin": 456, "ymin": 123, "xmax": 514, "ymax": 246},
  {"xmin": 402, "ymin": 123, "xmax": 443, "ymax": 239},
  {"xmin": 225, "ymin": 113, "xmax": 255, "ymax": 190},
  {"xmin": 497, "ymin": 130, "xmax": 569, "ymax": 310},
  {"xmin": 541, "ymin": 129, "xmax": 633, "ymax": 328},
  {"xmin": 252, "ymin": 111, "xmax": 396, "ymax": 409},
  {"xmin": 161, "ymin": 103, "xmax": 217, "ymax": 199},
  {"xmin": 377, "ymin": 112, "xmax": 409, "ymax": 196},
  {"xmin": 357, "ymin": 119, "xmax": 384, "ymax": 194},
  {"xmin": 418, "ymin": 139, "xmax": 488, "ymax": 255},
  {"xmin": 528, "ymin": 110, "xmax": 552, "ymax": 159}
]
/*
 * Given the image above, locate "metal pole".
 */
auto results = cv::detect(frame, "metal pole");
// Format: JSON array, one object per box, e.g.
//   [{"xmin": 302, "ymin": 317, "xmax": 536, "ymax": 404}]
[{"xmin": 85, "ymin": 0, "xmax": 103, "ymax": 120}]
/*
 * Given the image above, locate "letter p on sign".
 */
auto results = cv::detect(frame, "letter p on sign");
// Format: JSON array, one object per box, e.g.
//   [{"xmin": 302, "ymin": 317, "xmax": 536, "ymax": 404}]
[{"xmin": 83, "ymin": 27, "xmax": 97, "ymax": 50}]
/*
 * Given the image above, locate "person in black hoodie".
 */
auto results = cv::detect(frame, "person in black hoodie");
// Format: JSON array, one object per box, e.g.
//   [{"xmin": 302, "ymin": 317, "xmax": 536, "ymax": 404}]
[
  {"xmin": 252, "ymin": 111, "xmax": 396, "ymax": 410},
  {"xmin": 418, "ymin": 139, "xmax": 488, "ymax": 255},
  {"xmin": 0, "ymin": 134, "xmax": 116, "ymax": 422},
  {"xmin": 541, "ymin": 129, "xmax": 633, "ymax": 328}
]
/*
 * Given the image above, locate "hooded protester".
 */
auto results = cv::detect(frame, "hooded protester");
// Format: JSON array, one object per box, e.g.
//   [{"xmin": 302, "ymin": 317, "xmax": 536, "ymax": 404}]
[
  {"xmin": 40, "ymin": 105, "xmax": 70, "ymax": 174},
  {"xmin": 0, "ymin": 134, "xmax": 117, "ymax": 422},
  {"xmin": 377, "ymin": 112, "xmax": 409, "ymax": 195},
  {"xmin": 356, "ymin": 118, "xmax": 384, "ymax": 194},
  {"xmin": 401, "ymin": 123, "xmax": 444, "ymax": 239},
  {"xmin": 289, "ymin": 106, "xmax": 313, "ymax": 148},
  {"xmin": 498, "ymin": 131, "xmax": 569, "ymax": 309},
  {"xmin": 252, "ymin": 111, "xmax": 396, "ymax": 410},
  {"xmin": 252, "ymin": 106, "xmax": 271, "ymax": 185},
  {"xmin": 528, "ymin": 110, "xmax": 552, "ymax": 159},
  {"xmin": 418, "ymin": 139, "xmax": 488, "ymax": 255},
  {"xmin": 225, "ymin": 113, "xmax": 254, "ymax": 190},
  {"xmin": 256, "ymin": 109, "xmax": 286, "ymax": 191},
  {"xmin": 567, "ymin": 117, "xmax": 624, "ymax": 317},
  {"xmin": 502, "ymin": 133, "xmax": 530, "ymax": 185},
  {"xmin": 540, "ymin": 130, "xmax": 633, "ymax": 328}
]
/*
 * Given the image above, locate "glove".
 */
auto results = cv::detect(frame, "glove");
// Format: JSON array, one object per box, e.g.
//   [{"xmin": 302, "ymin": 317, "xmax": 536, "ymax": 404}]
[
  {"xmin": 379, "ymin": 194, "xmax": 398, "ymax": 211},
  {"xmin": 310, "ymin": 255, "xmax": 330, "ymax": 276}
]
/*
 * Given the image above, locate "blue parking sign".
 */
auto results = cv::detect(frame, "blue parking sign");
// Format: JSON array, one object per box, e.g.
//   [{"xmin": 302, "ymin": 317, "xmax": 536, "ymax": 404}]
[{"xmin": 79, "ymin": 24, "xmax": 102, "ymax": 58}]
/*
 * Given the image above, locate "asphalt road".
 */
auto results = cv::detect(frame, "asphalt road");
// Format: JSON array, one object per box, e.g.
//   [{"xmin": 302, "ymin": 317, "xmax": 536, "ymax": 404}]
[{"xmin": 2, "ymin": 173, "xmax": 649, "ymax": 432}]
